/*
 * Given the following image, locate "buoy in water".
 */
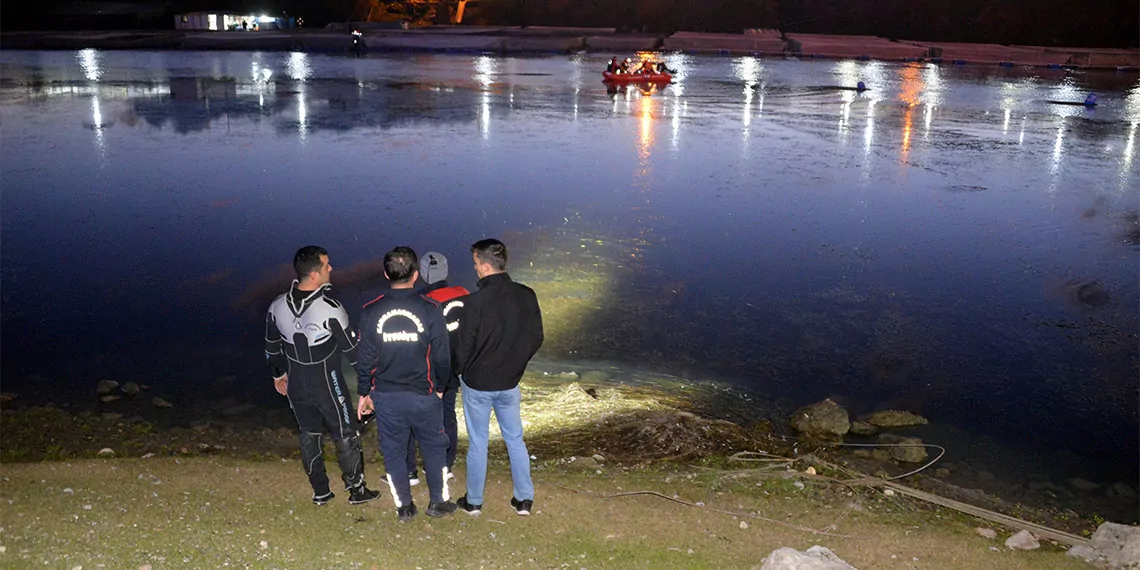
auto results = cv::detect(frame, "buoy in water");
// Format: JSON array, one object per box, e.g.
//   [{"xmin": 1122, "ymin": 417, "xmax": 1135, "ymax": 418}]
[
  {"xmin": 857, "ymin": 81, "xmax": 867, "ymax": 92},
  {"xmin": 1084, "ymin": 93, "xmax": 1098, "ymax": 106}
]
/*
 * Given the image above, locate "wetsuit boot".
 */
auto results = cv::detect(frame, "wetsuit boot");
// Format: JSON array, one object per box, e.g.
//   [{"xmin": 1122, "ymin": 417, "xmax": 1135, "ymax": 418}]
[
  {"xmin": 299, "ymin": 431, "xmax": 333, "ymax": 504},
  {"xmin": 335, "ymin": 434, "xmax": 380, "ymax": 504}
]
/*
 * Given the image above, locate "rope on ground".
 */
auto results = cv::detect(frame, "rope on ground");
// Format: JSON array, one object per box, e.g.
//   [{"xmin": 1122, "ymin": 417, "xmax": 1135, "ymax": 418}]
[
  {"xmin": 555, "ymin": 485, "xmax": 867, "ymax": 539},
  {"xmin": 736, "ymin": 445, "xmax": 1090, "ymax": 546}
]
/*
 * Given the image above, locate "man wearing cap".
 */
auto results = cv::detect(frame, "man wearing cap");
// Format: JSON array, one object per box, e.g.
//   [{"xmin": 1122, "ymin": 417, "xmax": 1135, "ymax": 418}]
[{"xmin": 418, "ymin": 252, "xmax": 470, "ymax": 479}]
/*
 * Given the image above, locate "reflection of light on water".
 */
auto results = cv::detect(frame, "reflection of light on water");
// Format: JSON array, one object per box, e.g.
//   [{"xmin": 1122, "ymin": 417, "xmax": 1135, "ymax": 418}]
[
  {"xmin": 1051, "ymin": 119, "xmax": 1066, "ymax": 179},
  {"xmin": 77, "ymin": 49, "xmax": 101, "ymax": 81},
  {"xmin": 920, "ymin": 63, "xmax": 943, "ymax": 107},
  {"xmin": 480, "ymin": 90, "xmax": 491, "ymax": 139},
  {"xmin": 734, "ymin": 56, "xmax": 762, "ymax": 88},
  {"xmin": 1019, "ymin": 117, "xmax": 1026, "ymax": 145},
  {"xmin": 91, "ymin": 96, "xmax": 105, "ymax": 155},
  {"xmin": 901, "ymin": 107, "xmax": 912, "ymax": 160},
  {"xmin": 1003, "ymin": 108, "xmax": 1011, "ymax": 134},
  {"xmin": 839, "ymin": 90, "xmax": 853, "ymax": 139},
  {"xmin": 923, "ymin": 104, "xmax": 933, "ymax": 136},
  {"xmin": 671, "ymin": 99, "xmax": 683, "ymax": 150},
  {"xmin": 474, "ymin": 55, "xmax": 495, "ymax": 86},
  {"xmin": 669, "ymin": 55, "xmax": 689, "ymax": 98},
  {"xmin": 863, "ymin": 101, "xmax": 876, "ymax": 154},
  {"xmin": 743, "ymin": 83, "xmax": 753, "ymax": 129},
  {"xmin": 833, "ymin": 60, "xmax": 859, "ymax": 88},
  {"xmin": 1125, "ymin": 83, "xmax": 1140, "ymax": 123},
  {"xmin": 638, "ymin": 94, "xmax": 654, "ymax": 163},
  {"xmin": 1122, "ymin": 122, "xmax": 1137, "ymax": 181},
  {"xmin": 297, "ymin": 85, "xmax": 308, "ymax": 141},
  {"xmin": 861, "ymin": 100, "xmax": 876, "ymax": 179},
  {"xmin": 287, "ymin": 52, "xmax": 311, "ymax": 81},
  {"xmin": 897, "ymin": 64, "xmax": 922, "ymax": 107}
]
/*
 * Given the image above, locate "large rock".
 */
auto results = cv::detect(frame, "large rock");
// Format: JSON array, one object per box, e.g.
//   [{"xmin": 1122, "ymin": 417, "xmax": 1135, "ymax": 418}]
[
  {"xmin": 1005, "ymin": 530, "xmax": 1040, "ymax": 550},
  {"xmin": 789, "ymin": 399, "xmax": 850, "ymax": 438},
  {"xmin": 864, "ymin": 410, "xmax": 929, "ymax": 428},
  {"xmin": 849, "ymin": 421, "xmax": 877, "ymax": 436},
  {"xmin": 877, "ymin": 433, "xmax": 928, "ymax": 463},
  {"xmin": 1067, "ymin": 522, "xmax": 1140, "ymax": 569},
  {"xmin": 761, "ymin": 545, "xmax": 858, "ymax": 570},
  {"xmin": 122, "ymin": 382, "xmax": 141, "ymax": 396},
  {"xmin": 96, "ymin": 380, "xmax": 119, "ymax": 395}
]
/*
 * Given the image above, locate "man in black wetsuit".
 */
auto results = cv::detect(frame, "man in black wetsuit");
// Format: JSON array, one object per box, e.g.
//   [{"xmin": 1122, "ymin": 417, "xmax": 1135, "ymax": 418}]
[
  {"xmin": 355, "ymin": 246, "xmax": 457, "ymax": 522},
  {"xmin": 265, "ymin": 245, "xmax": 381, "ymax": 506}
]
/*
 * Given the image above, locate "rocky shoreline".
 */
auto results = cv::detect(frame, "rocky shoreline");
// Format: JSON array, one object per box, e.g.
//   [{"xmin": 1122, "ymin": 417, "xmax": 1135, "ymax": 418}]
[
  {"xmin": 1, "ymin": 26, "xmax": 1136, "ymax": 70},
  {"xmin": 3, "ymin": 376, "xmax": 1136, "ymax": 539}
]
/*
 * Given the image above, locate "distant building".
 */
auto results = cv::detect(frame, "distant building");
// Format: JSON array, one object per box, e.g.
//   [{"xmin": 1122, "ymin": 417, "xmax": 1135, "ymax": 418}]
[{"xmin": 175, "ymin": 11, "xmax": 287, "ymax": 31}]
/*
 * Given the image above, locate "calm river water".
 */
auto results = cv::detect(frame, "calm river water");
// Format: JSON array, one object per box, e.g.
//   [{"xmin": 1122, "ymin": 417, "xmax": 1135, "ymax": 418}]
[{"xmin": 1, "ymin": 50, "xmax": 1137, "ymax": 516}]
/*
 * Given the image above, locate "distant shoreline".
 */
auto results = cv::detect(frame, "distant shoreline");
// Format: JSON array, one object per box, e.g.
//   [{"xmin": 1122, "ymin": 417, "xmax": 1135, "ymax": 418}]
[{"xmin": 2, "ymin": 26, "xmax": 1137, "ymax": 71}]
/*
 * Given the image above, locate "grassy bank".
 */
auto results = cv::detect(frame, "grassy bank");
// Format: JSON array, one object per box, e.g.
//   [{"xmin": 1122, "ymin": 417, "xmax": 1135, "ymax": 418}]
[{"xmin": 0, "ymin": 457, "xmax": 1089, "ymax": 569}]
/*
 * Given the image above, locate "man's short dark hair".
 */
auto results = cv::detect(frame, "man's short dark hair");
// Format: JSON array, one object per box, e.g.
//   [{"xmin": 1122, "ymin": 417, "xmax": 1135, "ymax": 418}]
[
  {"xmin": 384, "ymin": 246, "xmax": 419, "ymax": 283},
  {"xmin": 294, "ymin": 246, "xmax": 328, "ymax": 279},
  {"xmin": 471, "ymin": 238, "xmax": 508, "ymax": 271}
]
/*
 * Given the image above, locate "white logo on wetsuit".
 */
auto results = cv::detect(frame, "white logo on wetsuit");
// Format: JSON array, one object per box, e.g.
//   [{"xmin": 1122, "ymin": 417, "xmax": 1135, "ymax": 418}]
[
  {"xmin": 377, "ymin": 309, "xmax": 425, "ymax": 343},
  {"xmin": 443, "ymin": 300, "xmax": 463, "ymax": 332}
]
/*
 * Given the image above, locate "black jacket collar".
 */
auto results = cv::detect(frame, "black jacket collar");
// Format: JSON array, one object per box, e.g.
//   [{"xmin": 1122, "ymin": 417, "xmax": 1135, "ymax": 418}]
[{"xmin": 477, "ymin": 272, "xmax": 512, "ymax": 289}]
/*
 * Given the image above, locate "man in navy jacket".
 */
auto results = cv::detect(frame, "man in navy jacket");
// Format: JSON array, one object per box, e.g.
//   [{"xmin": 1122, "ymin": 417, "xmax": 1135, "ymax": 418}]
[{"xmin": 355, "ymin": 246, "xmax": 457, "ymax": 521}]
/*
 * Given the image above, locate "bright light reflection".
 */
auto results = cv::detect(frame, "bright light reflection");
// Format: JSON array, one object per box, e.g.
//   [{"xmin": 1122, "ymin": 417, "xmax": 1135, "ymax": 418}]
[
  {"xmin": 90, "ymin": 96, "xmax": 105, "ymax": 154},
  {"xmin": 901, "ymin": 108, "xmax": 913, "ymax": 160},
  {"xmin": 743, "ymin": 85, "xmax": 753, "ymax": 129},
  {"xmin": 474, "ymin": 56, "xmax": 495, "ymax": 87},
  {"xmin": 480, "ymin": 91, "xmax": 491, "ymax": 139},
  {"xmin": 1051, "ymin": 119, "xmax": 1066, "ymax": 176},
  {"xmin": 671, "ymin": 99, "xmax": 682, "ymax": 150},
  {"xmin": 1003, "ymin": 108, "xmax": 1011, "ymax": 134},
  {"xmin": 1122, "ymin": 122, "xmax": 1137, "ymax": 179},
  {"xmin": 1126, "ymin": 84, "xmax": 1140, "ymax": 123},
  {"xmin": 297, "ymin": 85, "xmax": 308, "ymax": 141},
  {"xmin": 287, "ymin": 52, "xmax": 311, "ymax": 82},
  {"xmin": 77, "ymin": 49, "xmax": 101, "ymax": 82},
  {"xmin": 920, "ymin": 64, "xmax": 943, "ymax": 107}
]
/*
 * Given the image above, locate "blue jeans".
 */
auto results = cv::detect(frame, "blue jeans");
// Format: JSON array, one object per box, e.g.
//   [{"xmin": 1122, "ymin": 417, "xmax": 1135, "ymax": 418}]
[{"xmin": 461, "ymin": 381, "xmax": 534, "ymax": 505}]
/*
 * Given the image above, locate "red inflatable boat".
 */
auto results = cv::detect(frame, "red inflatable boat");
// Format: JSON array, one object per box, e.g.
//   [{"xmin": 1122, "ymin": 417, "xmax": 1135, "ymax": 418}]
[{"xmin": 602, "ymin": 71, "xmax": 672, "ymax": 84}]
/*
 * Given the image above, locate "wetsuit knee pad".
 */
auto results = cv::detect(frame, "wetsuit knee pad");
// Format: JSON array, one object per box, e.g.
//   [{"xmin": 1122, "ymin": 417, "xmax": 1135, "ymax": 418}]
[
  {"xmin": 333, "ymin": 433, "xmax": 362, "ymax": 455},
  {"xmin": 299, "ymin": 431, "xmax": 324, "ymax": 474},
  {"xmin": 333, "ymin": 434, "xmax": 365, "ymax": 489}
]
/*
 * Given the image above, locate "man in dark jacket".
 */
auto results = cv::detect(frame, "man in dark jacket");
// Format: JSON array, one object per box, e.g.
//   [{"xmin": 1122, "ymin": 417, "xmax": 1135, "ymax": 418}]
[
  {"xmin": 454, "ymin": 239, "xmax": 544, "ymax": 517},
  {"xmin": 355, "ymin": 246, "xmax": 457, "ymax": 522}
]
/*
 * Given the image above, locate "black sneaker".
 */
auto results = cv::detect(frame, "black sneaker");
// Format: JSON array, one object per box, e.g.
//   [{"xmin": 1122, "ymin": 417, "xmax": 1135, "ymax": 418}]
[
  {"xmin": 457, "ymin": 495, "xmax": 482, "ymax": 515},
  {"xmin": 312, "ymin": 491, "xmax": 335, "ymax": 506},
  {"xmin": 426, "ymin": 501, "xmax": 457, "ymax": 518},
  {"xmin": 510, "ymin": 497, "xmax": 533, "ymax": 516},
  {"xmin": 348, "ymin": 485, "xmax": 380, "ymax": 505},
  {"xmin": 397, "ymin": 503, "xmax": 417, "ymax": 522},
  {"xmin": 408, "ymin": 471, "xmax": 420, "ymax": 487}
]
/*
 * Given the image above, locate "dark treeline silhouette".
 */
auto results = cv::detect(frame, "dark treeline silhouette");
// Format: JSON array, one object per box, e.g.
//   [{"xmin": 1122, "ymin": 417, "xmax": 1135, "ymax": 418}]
[
  {"xmin": 3, "ymin": 0, "xmax": 1136, "ymax": 48},
  {"xmin": 473, "ymin": 0, "xmax": 1137, "ymax": 48}
]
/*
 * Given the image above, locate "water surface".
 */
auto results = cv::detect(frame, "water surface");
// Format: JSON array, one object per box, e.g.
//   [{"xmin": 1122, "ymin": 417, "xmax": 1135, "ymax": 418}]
[{"xmin": 1, "ymin": 50, "xmax": 1137, "ymax": 511}]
